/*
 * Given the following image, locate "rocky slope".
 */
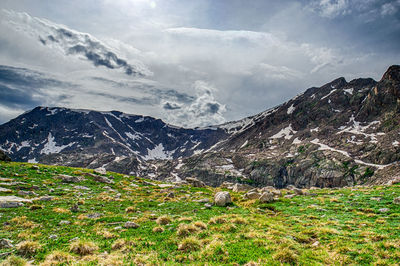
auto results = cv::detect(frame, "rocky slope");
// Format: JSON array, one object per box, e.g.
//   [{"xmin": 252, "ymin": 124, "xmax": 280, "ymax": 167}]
[
  {"xmin": 0, "ymin": 107, "xmax": 227, "ymax": 175},
  {"xmin": 0, "ymin": 66, "xmax": 399, "ymax": 187},
  {"xmin": 152, "ymin": 66, "xmax": 400, "ymax": 188}
]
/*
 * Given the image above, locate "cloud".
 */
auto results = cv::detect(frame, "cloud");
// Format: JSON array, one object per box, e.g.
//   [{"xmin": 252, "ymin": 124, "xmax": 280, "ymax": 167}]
[
  {"xmin": 381, "ymin": 1, "xmax": 400, "ymax": 16},
  {"xmin": 162, "ymin": 81, "xmax": 226, "ymax": 127},
  {"xmin": 0, "ymin": 4, "xmax": 399, "ymax": 128},
  {"xmin": 316, "ymin": 0, "xmax": 349, "ymax": 18},
  {"xmin": 0, "ymin": 9, "xmax": 152, "ymax": 77}
]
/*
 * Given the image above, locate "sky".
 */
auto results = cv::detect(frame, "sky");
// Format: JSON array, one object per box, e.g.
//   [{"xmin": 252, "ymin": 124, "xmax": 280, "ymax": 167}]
[{"xmin": 0, "ymin": 0, "xmax": 399, "ymax": 127}]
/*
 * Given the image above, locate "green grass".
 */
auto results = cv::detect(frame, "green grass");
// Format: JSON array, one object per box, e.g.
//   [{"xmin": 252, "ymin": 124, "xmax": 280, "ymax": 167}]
[{"xmin": 0, "ymin": 161, "xmax": 399, "ymax": 265}]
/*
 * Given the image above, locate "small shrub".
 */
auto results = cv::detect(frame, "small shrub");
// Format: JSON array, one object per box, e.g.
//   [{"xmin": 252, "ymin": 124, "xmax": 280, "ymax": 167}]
[
  {"xmin": 178, "ymin": 237, "xmax": 201, "ymax": 252},
  {"xmin": 0, "ymin": 255, "xmax": 28, "ymax": 266},
  {"xmin": 208, "ymin": 216, "xmax": 227, "ymax": 225},
  {"xmin": 53, "ymin": 207, "xmax": 70, "ymax": 213},
  {"xmin": 125, "ymin": 206, "xmax": 136, "ymax": 213},
  {"xmin": 193, "ymin": 221, "xmax": 207, "ymax": 230},
  {"xmin": 177, "ymin": 224, "xmax": 198, "ymax": 237},
  {"xmin": 42, "ymin": 250, "xmax": 73, "ymax": 265},
  {"xmin": 178, "ymin": 217, "xmax": 193, "ymax": 222},
  {"xmin": 231, "ymin": 217, "xmax": 247, "ymax": 224},
  {"xmin": 112, "ymin": 239, "xmax": 131, "ymax": 250},
  {"xmin": 273, "ymin": 247, "xmax": 298, "ymax": 264},
  {"xmin": 69, "ymin": 240, "xmax": 98, "ymax": 256},
  {"xmin": 156, "ymin": 215, "xmax": 172, "ymax": 225},
  {"xmin": 16, "ymin": 241, "xmax": 41, "ymax": 256},
  {"xmin": 153, "ymin": 226, "xmax": 165, "ymax": 233}
]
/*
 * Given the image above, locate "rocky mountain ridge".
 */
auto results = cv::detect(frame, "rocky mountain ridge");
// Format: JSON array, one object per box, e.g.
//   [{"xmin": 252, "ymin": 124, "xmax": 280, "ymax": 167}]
[
  {"xmin": 150, "ymin": 66, "xmax": 400, "ymax": 188},
  {"xmin": 0, "ymin": 66, "xmax": 399, "ymax": 188}
]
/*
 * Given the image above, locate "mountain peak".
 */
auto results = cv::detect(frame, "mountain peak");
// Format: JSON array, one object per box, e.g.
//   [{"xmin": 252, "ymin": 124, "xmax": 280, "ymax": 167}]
[{"xmin": 381, "ymin": 65, "xmax": 400, "ymax": 82}]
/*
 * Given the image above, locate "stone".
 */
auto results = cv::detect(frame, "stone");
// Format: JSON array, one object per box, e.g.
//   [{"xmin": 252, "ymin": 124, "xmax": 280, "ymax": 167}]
[
  {"xmin": 93, "ymin": 175, "xmax": 114, "ymax": 184},
  {"xmin": 244, "ymin": 191, "xmax": 261, "ymax": 200},
  {"xmin": 57, "ymin": 174, "xmax": 84, "ymax": 183},
  {"xmin": 70, "ymin": 204, "xmax": 79, "ymax": 212},
  {"xmin": 185, "ymin": 177, "xmax": 205, "ymax": 187},
  {"xmin": 379, "ymin": 208, "xmax": 390, "ymax": 213},
  {"xmin": 292, "ymin": 188, "xmax": 304, "ymax": 195},
  {"xmin": 0, "ymin": 150, "xmax": 11, "ymax": 162},
  {"xmin": 39, "ymin": 196, "xmax": 54, "ymax": 201},
  {"xmin": 166, "ymin": 192, "xmax": 175, "ymax": 198},
  {"xmin": 214, "ymin": 191, "xmax": 232, "ymax": 207},
  {"xmin": 259, "ymin": 192, "xmax": 274, "ymax": 203},
  {"xmin": 49, "ymin": 235, "xmax": 58, "ymax": 240},
  {"xmin": 0, "ymin": 196, "xmax": 32, "ymax": 208},
  {"xmin": 94, "ymin": 167, "xmax": 107, "ymax": 175},
  {"xmin": 196, "ymin": 198, "xmax": 211, "ymax": 203},
  {"xmin": 204, "ymin": 203, "xmax": 213, "ymax": 208},
  {"xmin": 0, "ymin": 187, "xmax": 12, "ymax": 193},
  {"xmin": 284, "ymin": 194, "xmax": 295, "ymax": 199},
  {"xmin": 260, "ymin": 186, "xmax": 275, "ymax": 193},
  {"xmin": 394, "ymin": 197, "xmax": 400, "ymax": 204},
  {"xmin": 311, "ymin": 241, "xmax": 319, "ymax": 247},
  {"xmin": 124, "ymin": 221, "xmax": 139, "ymax": 229},
  {"xmin": 18, "ymin": 190, "xmax": 38, "ymax": 196},
  {"xmin": 158, "ymin": 184, "xmax": 175, "ymax": 188},
  {"xmin": 87, "ymin": 213, "xmax": 103, "ymax": 219},
  {"xmin": 232, "ymin": 183, "xmax": 253, "ymax": 192},
  {"xmin": 74, "ymin": 185, "xmax": 90, "ymax": 190},
  {"xmin": 0, "ymin": 239, "xmax": 13, "ymax": 249},
  {"xmin": 220, "ymin": 181, "xmax": 234, "ymax": 189},
  {"xmin": 59, "ymin": 220, "xmax": 71, "ymax": 225},
  {"xmin": 0, "ymin": 202, "xmax": 24, "ymax": 208}
]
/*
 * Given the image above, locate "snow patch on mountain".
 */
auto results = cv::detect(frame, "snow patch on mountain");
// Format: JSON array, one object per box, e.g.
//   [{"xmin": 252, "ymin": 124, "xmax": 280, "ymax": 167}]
[
  {"xmin": 144, "ymin": 144, "xmax": 174, "ymax": 160},
  {"xmin": 287, "ymin": 104, "xmax": 295, "ymax": 115},
  {"xmin": 270, "ymin": 124, "xmax": 297, "ymax": 140},
  {"xmin": 40, "ymin": 133, "xmax": 75, "ymax": 155}
]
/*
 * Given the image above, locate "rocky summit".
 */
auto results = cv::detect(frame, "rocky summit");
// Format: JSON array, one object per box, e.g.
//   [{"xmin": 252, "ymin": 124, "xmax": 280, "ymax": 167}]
[{"xmin": 0, "ymin": 66, "xmax": 399, "ymax": 188}]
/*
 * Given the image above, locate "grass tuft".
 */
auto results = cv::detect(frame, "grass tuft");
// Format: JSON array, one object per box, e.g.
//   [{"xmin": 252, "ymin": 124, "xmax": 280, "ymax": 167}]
[{"xmin": 69, "ymin": 239, "xmax": 98, "ymax": 256}]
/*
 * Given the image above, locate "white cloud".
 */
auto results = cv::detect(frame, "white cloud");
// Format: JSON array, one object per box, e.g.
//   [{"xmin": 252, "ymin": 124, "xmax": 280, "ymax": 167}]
[
  {"xmin": 162, "ymin": 81, "xmax": 226, "ymax": 127},
  {"xmin": 381, "ymin": 1, "xmax": 399, "ymax": 16},
  {"xmin": 311, "ymin": 0, "xmax": 350, "ymax": 18}
]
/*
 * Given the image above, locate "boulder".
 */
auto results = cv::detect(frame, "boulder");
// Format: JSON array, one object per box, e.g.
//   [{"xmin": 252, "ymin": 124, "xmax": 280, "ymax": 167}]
[
  {"xmin": 0, "ymin": 196, "xmax": 32, "ymax": 208},
  {"xmin": 214, "ymin": 191, "xmax": 232, "ymax": 207},
  {"xmin": 94, "ymin": 167, "xmax": 107, "ymax": 175},
  {"xmin": 185, "ymin": 177, "xmax": 205, "ymax": 187},
  {"xmin": 394, "ymin": 197, "xmax": 400, "ymax": 204},
  {"xmin": 124, "ymin": 221, "xmax": 140, "ymax": 229},
  {"xmin": 292, "ymin": 188, "xmax": 304, "ymax": 195},
  {"xmin": 244, "ymin": 191, "xmax": 261, "ymax": 200},
  {"xmin": 18, "ymin": 190, "xmax": 38, "ymax": 196},
  {"xmin": 0, "ymin": 239, "xmax": 13, "ymax": 249},
  {"xmin": 232, "ymin": 183, "xmax": 253, "ymax": 192},
  {"xmin": 57, "ymin": 174, "xmax": 84, "ymax": 183},
  {"xmin": 220, "ymin": 181, "xmax": 234, "ymax": 189},
  {"xmin": 259, "ymin": 192, "xmax": 274, "ymax": 203},
  {"xmin": 93, "ymin": 175, "xmax": 114, "ymax": 184},
  {"xmin": 0, "ymin": 150, "xmax": 11, "ymax": 162},
  {"xmin": 260, "ymin": 186, "xmax": 275, "ymax": 193},
  {"xmin": 0, "ymin": 187, "xmax": 12, "ymax": 193}
]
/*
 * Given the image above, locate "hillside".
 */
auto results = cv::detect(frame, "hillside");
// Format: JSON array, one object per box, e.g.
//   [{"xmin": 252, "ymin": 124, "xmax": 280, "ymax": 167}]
[{"xmin": 0, "ymin": 161, "xmax": 400, "ymax": 265}]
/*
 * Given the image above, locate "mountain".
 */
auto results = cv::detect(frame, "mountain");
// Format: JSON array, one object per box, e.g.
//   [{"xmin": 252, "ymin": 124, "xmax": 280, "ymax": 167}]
[
  {"xmin": 151, "ymin": 66, "xmax": 400, "ymax": 187},
  {"xmin": 0, "ymin": 66, "xmax": 399, "ymax": 187},
  {"xmin": 0, "ymin": 107, "xmax": 227, "ymax": 175}
]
